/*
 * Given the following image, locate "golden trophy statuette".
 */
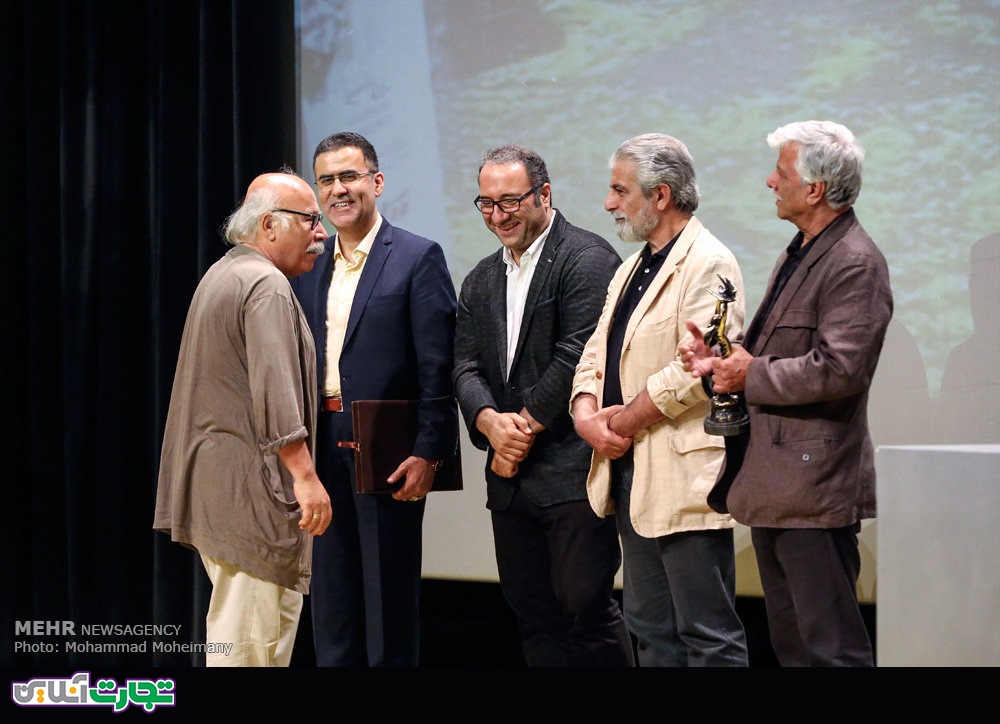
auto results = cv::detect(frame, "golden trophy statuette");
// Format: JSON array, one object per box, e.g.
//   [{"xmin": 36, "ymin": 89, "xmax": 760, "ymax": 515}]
[{"xmin": 702, "ymin": 275, "xmax": 750, "ymax": 437}]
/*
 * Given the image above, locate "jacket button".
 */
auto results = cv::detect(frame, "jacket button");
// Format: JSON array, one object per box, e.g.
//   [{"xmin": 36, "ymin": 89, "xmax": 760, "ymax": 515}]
[
  {"xmin": 801, "ymin": 453, "xmax": 810, "ymax": 461},
  {"xmin": 596, "ymin": 371, "xmax": 603, "ymax": 380}
]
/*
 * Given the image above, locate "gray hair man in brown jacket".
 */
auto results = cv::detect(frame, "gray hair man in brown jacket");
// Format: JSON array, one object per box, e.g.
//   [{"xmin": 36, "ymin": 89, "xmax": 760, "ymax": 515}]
[{"xmin": 682, "ymin": 120, "xmax": 892, "ymax": 667}]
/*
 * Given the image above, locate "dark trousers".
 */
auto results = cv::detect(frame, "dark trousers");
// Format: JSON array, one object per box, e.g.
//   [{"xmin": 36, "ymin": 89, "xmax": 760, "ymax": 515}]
[
  {"xmin": 310, "ymin": 410, "xmax": 425, "ymax": 667},
  {"xmin": 613, "ymin": 451, "xmax": 748, "ymax": 667},
  {"xmin": 752, "ymin": 524, "xmax": 874, "ymax": 667},
  {"xmin": 490, "ymin": 489, "xmax": 635, "ymax": 667}
]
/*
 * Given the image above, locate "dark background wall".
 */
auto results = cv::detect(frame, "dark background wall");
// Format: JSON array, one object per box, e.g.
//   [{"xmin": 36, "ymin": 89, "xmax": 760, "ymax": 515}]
[{"xmin": 5, "ymin": 0, "xmax": 298, "ymax": 672}]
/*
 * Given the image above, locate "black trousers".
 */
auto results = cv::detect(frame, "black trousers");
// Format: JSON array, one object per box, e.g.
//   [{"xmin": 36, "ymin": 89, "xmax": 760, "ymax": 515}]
[
  {"xmin": 752, "ymin": 524, "xmax": 874, "ymax": 666},
  {"xmin": 310, "ymin": 409, "xmax": 425, "ymax": 667},
  {"xmin": 490, "ymin": 489, "xmax": 635, "ymax": 667}
]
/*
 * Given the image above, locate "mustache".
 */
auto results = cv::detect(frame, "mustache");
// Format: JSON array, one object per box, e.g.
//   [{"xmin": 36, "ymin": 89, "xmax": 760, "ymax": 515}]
[{"xmin": 307, "ymin": 241, "xmax": 327, "ymax": 255}]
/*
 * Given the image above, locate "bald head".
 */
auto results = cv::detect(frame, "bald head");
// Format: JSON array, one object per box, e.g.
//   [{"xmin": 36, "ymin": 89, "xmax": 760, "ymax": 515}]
[
  {"xmin": 220, "ymin": 169, "xmax": 327, "ymax": 278},
  {"xmin": 246, "ymin": 171, "xmax": 313, "ymax": 201},
  {"xmin": 225, "ymin": 171, "xmax": 316, "ymax": 246}
]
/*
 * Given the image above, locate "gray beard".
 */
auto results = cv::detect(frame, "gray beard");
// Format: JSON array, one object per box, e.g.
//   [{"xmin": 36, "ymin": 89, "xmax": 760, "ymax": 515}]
[{"xmin": 614, "ymin": 206, "xmax": 657, "ymax": 245}]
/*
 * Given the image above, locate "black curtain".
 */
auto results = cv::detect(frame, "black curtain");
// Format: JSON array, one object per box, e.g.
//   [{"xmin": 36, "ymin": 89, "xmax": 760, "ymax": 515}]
[{"xmin": 6, "ymin": 0, "xmax": 299, "ymax": 669}]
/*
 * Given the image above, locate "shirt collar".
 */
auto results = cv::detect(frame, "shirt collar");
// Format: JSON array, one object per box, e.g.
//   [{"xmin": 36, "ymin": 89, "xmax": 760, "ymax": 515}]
[
  {"xmin": 501, "ymin": 212, "xmax": 555, "ymax": 271},
  {"xmin": 644, "ymin": 227, "xmax": 683, "ymax": 263},
  {"xmin": 335, "ymin": 212, "xmax": 383, "ymax": 261}
]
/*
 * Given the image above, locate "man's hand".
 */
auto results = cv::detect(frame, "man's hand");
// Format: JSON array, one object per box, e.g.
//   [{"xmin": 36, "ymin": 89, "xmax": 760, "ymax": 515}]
[
  {"xmin": 711, "ymin": 346, "xmax": 752, "ymax": 393},
  {"xmin": 679, "ymin": 320, "xmax": 716, "ymax": 378},
  {"xmin": 280, "ymin": 438, "xmax": 331, "ymax": 536},
  {"xmin": 572, "ymin": 394, "xmax": 633, "ymax": 459},
  {"xmin": 292, "ymin": 477, "xmax": 332, "ymax": 536},
  {"xmin": 490, "ymin": 454, "xmax": 519, "ymax": 478},
  {"xmin": 477, "ymin": 407, "xmax": 536, "ymax": 477},
  {"xmin": 387, "ymin": 455, "xmax": 437, "ymax": 502}
]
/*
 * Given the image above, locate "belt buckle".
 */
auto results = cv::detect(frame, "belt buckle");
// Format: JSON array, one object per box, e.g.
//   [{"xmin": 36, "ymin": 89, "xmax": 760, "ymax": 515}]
[{"xmin": 322, "ymin": 396, "xmax": 343, "ymax": 413}]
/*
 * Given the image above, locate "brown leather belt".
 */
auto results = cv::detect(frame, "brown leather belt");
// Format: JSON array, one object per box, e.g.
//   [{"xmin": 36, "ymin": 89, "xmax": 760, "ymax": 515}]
[{"xmin": 322, "ymin": 396, "xmax": 344, "ymax": 413}]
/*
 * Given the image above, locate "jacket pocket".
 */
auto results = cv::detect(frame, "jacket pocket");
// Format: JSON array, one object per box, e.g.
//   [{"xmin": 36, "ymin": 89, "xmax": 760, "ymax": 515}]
[
  {"xmin": 245, "ymin": 455, "xmax": 301, "ymax": 546},
  {"xmin": 777, "ymin": 308, "xmax": 817, "ymax": 329},
  {"xmin": 669, "ymin": 429, "xmax": 725, "ymax": 505},
  {"xmin": 766, "ymin": 308, "xmax": 818, "ymax": 352}
]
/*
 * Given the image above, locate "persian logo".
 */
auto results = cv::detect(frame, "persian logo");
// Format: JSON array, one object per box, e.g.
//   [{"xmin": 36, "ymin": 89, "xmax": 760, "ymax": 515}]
[{"xmin": 11, "ymin": 671, "xmax": 175, "ymax": 713}]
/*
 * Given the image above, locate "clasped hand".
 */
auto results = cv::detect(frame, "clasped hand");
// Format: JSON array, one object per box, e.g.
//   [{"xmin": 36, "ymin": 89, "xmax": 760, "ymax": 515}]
[
  {"xmin": 679, "ymin": 320, "xmax": 751, "ymax": 393},
  {"xmin": 479, "ymin": 408, "xmax": 537, "ymax": 478},
  {"xmin": 571, "ymin": 394, "xmax": 632, "ymax": 460}
]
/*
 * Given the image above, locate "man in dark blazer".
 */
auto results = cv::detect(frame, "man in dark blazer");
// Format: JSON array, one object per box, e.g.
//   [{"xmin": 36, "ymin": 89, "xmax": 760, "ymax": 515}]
[
  {"xmin": 453, "ymin": 144, "xmax": 634, "ymax": 666},
  {"xmin": 291, "ymin": 132, "xmax": 458, "ymax": 667},
  {"xmin": 681, "ymin": 120, "xmax": 892, "ymax": 666}
]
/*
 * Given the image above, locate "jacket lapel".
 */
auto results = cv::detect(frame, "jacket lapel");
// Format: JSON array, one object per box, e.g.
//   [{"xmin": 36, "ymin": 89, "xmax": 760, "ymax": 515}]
[
  {"xmin": 621, "ymin": 216, "xmax": 702, "ymax": 348},
  {"xmin": 486, "ymin": 251, "xmax": 509, "ymax": 375},
  {"xmin": 750, "ymin": 209, "xmax": 854, "ymax": 354},
  {"xmin": 507, "ymin": 211, "xmax": 565, "ymax": 376},
  {"xmin": 344, "ymin": 221, "xmax": 392, "ymax": 348},
  {"xmin": 312, "ymin": 240, "xmax": 338, "ymax": 364}
]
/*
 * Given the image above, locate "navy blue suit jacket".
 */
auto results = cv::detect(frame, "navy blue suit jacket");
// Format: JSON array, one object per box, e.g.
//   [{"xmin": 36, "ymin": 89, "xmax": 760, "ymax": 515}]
[{"xmin": 291, "ymin": 217, "xmax": 458, "ymax": 461}]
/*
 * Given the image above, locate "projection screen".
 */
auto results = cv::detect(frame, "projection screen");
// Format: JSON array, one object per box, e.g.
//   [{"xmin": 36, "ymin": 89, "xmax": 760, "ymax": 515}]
[{"xmin": 295, "ymin": 0, "xmax": 1000, "ymax": 599}]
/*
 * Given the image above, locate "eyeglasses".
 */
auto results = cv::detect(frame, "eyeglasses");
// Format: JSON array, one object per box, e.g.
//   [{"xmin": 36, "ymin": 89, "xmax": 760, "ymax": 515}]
[
  {"xmin": 272, "ymin": 208, "xmax": 324, "ymax": 230},
  {"xmin": 474, "ymin": 185, "xmax": 541, "ymax": 214},
  {"xmin": 315, "ymin": 171, "xmax": 374, "ymax": 189}
]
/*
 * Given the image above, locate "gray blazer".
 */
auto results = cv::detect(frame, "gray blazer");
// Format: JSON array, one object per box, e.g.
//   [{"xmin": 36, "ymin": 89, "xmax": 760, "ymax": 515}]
[
  {"xmin": 453, "ymin": 210, "xmax": 622, "ymax": 509},
  {"xmin": 718, "ymin": 208, "xmax": 893, "ymax": 528}
]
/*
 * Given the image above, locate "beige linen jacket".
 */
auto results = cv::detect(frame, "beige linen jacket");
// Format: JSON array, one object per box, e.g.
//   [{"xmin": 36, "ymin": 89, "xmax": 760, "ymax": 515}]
[{"xmin": 571, "ymin": 216, "xmax": 744, "ymax": 538}]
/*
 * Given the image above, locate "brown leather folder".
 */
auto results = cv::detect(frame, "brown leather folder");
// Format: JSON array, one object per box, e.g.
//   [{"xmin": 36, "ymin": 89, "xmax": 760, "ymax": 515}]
[{"xmin": 337, "ymin": 399, "xmax": 463, "ymax": 494}]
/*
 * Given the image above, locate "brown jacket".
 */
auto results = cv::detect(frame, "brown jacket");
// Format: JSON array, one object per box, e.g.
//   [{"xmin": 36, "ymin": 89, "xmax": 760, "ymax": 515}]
[{"xmin": 720, "ymin": 209, "xmax": 893, "ymax": 528}]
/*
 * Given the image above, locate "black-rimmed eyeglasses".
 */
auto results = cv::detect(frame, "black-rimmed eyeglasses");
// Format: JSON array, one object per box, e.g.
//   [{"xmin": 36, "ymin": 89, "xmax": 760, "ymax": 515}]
[
  {"xmin": 272, "ymin": 208, "xmax": 324, "ymax": 230},
  {"xmin": 474, "ymin": 185, "xmax": 541, "ymax": 214},
  {"xmin": 315, "ymin": 171, "xmax": 374, "ymax": 189}
]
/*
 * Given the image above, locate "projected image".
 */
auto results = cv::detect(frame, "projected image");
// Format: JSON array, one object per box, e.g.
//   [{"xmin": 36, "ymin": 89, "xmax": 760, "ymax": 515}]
[
  {"xmin": 298, "ymin": 0, "xmax": 998, "ymax": 419},
  {"xmin": 296, "ymin": 0, "xmax": 1000, "ymax": 586}
]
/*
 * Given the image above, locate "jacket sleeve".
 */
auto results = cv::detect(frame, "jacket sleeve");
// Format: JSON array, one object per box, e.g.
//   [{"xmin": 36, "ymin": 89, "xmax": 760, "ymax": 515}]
[
  {"xmin": 409, "ymin": 241, "xmax": 460, "ymax": 459},
  {"xmin": 452, "ymin": 262, "xmax": 497, "ymax": 451}
]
